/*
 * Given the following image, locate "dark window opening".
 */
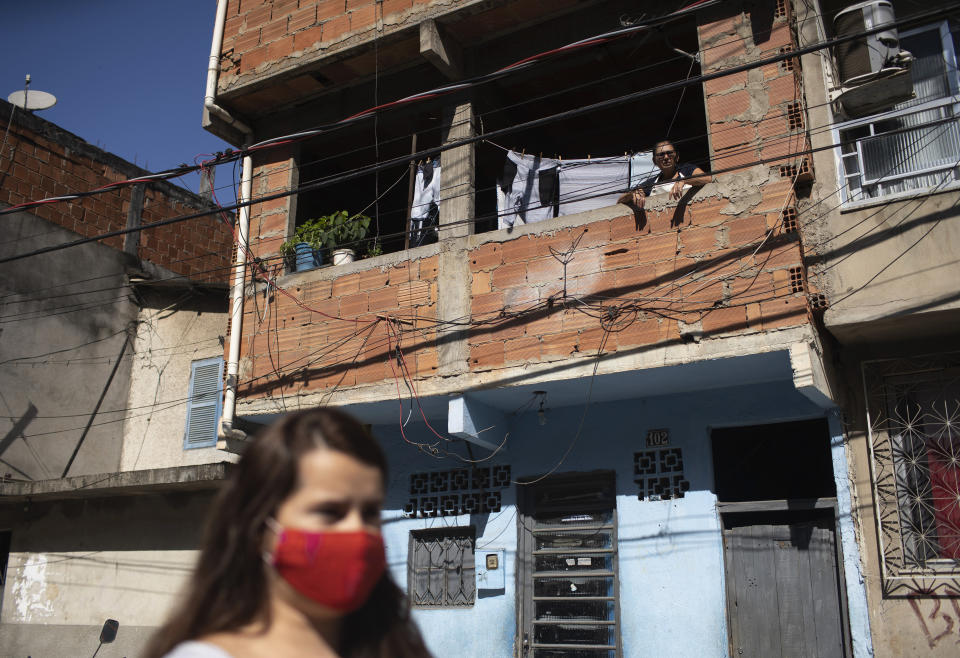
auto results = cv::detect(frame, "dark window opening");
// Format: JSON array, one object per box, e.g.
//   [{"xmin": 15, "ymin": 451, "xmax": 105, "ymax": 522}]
[
  {"xmin": 711, "ymin": 418, "xmax": 836, "ymax": 502},
  {"xmin": 293, "ymin": 96, "xmax": 447, "ymax": 266},
  {"xmin": 472, "ymin": 10, "xmax": 708, "ymax": 233},
  {"xmin": 0, "ymin": 530, "xmax": 10, "ymax": 614},
  {"xmin": 287, "ymin": 4, "xmax": 708, "ymax": 268}
]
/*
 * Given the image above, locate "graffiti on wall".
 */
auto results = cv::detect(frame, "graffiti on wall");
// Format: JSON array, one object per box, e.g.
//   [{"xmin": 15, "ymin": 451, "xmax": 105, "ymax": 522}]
[{"xmin": 909, "ymin": 597, "xmax": 960, "ymax": 649}]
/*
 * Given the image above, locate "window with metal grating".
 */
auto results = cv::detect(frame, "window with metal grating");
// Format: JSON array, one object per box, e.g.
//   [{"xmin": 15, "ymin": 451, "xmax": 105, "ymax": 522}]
[
  {"xmin": 183, "ymin": 357, "xmax": 223, "ymax": 449},
  {"xmin": 835, "ymin": 22, "xmax": 960, "ymax": 204},
  {"xmin": 518, "ymin": 472, "xmax": 621, "ymax": 657},
  {"xmin": 408, "ymin": 527, "xmax": 476, "ymax": 607},
  {"xmin": 863, "ymin": 355, "xmax": 960, "ymax": 595}
]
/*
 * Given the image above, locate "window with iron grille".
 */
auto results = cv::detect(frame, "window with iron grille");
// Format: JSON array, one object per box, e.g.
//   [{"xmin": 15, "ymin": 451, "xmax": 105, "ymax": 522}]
[
  {"xmin": 864, "ymin": 353, "xmax": 960, "ymax": 596},
  {"xmin": 408, "ymin": 527, "xmax": 476, "ymax": 607},
  {"xmin": 835, "ymin": 22, "xmax": 960, "ymax": 205},
  {"xmin": 517, "ymin": 472, "xmax": 621, "ymax": 657}
]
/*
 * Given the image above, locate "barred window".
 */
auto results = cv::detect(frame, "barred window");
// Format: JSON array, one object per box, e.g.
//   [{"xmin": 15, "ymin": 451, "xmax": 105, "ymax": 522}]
[
  {"xmin": 865, "ymin": 354, "xmax": 960, "ymax": 596},
  {"xmin": 835, "ymin": 22, "xmax": 960, "ymax": 205},
  {"xmin": 408, "ymin": 527, "xmax": 476, "ymax": 608}
]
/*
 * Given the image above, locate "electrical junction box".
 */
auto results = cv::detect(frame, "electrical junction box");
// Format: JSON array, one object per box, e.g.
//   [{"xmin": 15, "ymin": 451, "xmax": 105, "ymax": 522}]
[{"xmin": 477, "ymin": 549, "xmax": 505, "ymax": 591}]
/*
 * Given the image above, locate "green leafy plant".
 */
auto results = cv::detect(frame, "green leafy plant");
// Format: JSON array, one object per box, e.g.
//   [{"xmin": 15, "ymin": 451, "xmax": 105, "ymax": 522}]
[
  {"xmin": 366, "ymin": 240, "xmax": 383, "ymax": 258},
  {"xmin": 280, "ymin": 216, "xmax": 328, "ymax": 257},
  {"xmin": 280, "ymin": 211, "xmax": 372, "ymax": 264},
  {"xmin": 317, "ymin": 210, "xmax": 371, "ymax": 251}
]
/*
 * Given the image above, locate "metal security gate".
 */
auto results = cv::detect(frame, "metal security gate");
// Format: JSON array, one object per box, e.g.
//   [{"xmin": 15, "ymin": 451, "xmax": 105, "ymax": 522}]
[{"xmin": 517, "ymin": 472, "xmax": 620, "ymax": 658}]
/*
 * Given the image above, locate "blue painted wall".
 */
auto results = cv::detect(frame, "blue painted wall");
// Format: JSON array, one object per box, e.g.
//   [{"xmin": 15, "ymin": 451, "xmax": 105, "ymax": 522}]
[{"xmin": 371, "ymin": 379, "xmax": 829, "ymax": 657}]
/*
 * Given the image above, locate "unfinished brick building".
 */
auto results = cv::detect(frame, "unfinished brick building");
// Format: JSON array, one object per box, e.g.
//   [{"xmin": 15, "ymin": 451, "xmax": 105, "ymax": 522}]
[{"xmin": 201, "ymin": 0, "xmax": 960, "ymax": 655}]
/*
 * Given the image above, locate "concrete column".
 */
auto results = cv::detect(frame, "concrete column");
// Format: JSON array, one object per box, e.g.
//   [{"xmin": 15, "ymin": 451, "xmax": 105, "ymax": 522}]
[
  {"xmin": 439, "ymin": 101, "xmax": 475, "ymax": 240},
  {"xmin": 123, "ymin": 183, "xmax": 146, "ymax": 256},
  {"xmin": 436, "ymin": 101, "xmax": 475, "ymax": 375}
]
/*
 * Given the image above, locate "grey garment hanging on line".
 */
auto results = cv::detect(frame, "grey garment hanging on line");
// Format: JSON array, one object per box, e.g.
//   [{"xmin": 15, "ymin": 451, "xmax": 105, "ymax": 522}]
[
  {"xmin": 557, "ymin": 156, "xmax": 631, "ymax": 216},
  {"xmin": 497, "ymin": 150, "xmax": 657, "ymax": 227},
  {"xmin": 497, "ymin": 151, "xmax": 559, "ymax": 229}
]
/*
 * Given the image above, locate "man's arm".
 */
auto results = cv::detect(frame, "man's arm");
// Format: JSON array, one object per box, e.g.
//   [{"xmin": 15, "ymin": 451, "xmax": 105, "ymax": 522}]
[
  {"xmin": 683, "ymin": 166, "xmax": 710, "ymax": 187},
  {"xmin": 618, "ymin": 172, "xmax": 659, "ymax": 208},
  {"xmin": 618, "ymin": 187, "xmax": 646, "ymax": 209},
  {"xmin": 669, "ymin": 165, "xmax": 710, "ymax": 200}
]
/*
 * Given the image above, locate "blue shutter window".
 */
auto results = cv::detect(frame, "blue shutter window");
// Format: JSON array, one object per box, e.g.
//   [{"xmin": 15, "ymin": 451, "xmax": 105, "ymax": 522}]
[{"xmin": 184, "ymin": 357, "xmax": 223, "ymax": 449}]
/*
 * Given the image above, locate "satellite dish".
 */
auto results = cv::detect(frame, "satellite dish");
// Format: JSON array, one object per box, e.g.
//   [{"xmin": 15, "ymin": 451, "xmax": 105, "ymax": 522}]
[{"xmin": 8, "ymin": 89, "xmax": 57, "ymax": 111}]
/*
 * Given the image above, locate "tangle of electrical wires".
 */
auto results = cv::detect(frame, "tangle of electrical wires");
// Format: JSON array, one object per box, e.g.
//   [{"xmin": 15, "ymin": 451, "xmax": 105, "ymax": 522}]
[{"xmin": 1, "ymin": 0, "xmax": 950, "ymax": 228}]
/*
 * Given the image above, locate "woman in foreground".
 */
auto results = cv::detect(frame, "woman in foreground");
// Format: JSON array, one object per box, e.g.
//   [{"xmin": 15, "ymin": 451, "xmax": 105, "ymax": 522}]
[{"xmin": 145, "ymin": 409, "xmax": 431, "ymax": 658}]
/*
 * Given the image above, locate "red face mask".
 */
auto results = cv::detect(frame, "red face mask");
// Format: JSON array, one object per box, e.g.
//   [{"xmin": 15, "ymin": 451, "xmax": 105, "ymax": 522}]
[{"xmin": 269, "ymin": 525, "xmax": 386, "ymax": 613}]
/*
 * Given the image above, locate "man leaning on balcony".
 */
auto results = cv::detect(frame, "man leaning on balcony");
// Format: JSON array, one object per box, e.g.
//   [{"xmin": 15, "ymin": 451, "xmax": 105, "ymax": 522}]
[{"xmin": 618, "ymin": 139, "xmax": 710, "ymax": 210}]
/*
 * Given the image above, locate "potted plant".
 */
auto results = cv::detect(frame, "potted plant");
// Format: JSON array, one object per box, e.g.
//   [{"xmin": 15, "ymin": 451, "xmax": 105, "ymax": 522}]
[
  {"xmin": 365, "ymin": 239, "xmax": 383, "ymax": 259},
  {"xmin": 316, "ymin": 210, "xmax": 372, "ymax": 265},
  {"xmin": 280, "ymin": 217, "xmax": 327, "ymax": 272}
]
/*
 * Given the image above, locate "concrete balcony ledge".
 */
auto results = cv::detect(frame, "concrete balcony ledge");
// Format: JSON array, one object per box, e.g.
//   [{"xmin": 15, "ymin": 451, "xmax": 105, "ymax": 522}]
[{"xmin": 0, "ymin": 462, "xmax": 234, "ymax": 503}]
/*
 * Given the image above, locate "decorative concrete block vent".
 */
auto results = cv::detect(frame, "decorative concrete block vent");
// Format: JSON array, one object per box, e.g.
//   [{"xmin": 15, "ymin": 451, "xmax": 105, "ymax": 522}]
[
  {"xmin": 634, "ymin": 448, "xmax": 690, "ymax": 501},
  {"xmin": 404, "ymin": 465, "xmax": 511, "ymax": 518}
]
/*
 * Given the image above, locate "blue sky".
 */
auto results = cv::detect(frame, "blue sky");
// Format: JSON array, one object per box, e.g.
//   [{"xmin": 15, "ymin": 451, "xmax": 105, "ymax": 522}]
[{"xmin": 2, "ymin": 1, "xmax": 230, "ymax": 194}]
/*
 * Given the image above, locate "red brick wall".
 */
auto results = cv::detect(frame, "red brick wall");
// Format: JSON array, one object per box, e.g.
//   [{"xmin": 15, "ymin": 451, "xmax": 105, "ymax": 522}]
[
  {"xmin": 220, "ymin": 0, "xmax": 450, "ymax": 84},
  {"xmin": 0, "ymin": 105, "xmax": 234, "ymax": 282},
  {"xmin": 238, "ymin": 253, "xmax": 439, "ymax": 398},
  {"xmin": 466, "ymin": 195, "xmax": 808, "ymax": 372},
  {"xmin": 232, "ymin": 0, "xmax": 815, "ymax": 395},
  {"xmin": 700, "ymin": 8, "xmax": 811, "ymax": 176},
  {"xmin": 247, "ymin": 144, "xmax": 295, "ymax": 263}
]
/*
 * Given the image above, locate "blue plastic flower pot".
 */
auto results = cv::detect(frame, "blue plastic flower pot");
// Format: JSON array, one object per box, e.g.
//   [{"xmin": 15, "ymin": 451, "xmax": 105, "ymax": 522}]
[{"xmin": 294, "ymin": 242, "xmax": 322, "ymax": 271}]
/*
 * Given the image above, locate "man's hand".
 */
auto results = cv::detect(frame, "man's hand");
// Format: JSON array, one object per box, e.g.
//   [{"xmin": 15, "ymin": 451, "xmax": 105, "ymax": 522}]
[
  {"xmin": 669, "ymin": 180, "xmax": 685, "ymax": 200},
  {"xmin": 618, "ymin": 188, "xmax": 645, "ymax": 209}
]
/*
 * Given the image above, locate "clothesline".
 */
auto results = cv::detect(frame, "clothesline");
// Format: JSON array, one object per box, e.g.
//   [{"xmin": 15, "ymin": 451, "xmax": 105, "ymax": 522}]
[
  {"xmin": 483, "ymin": 138, "xmax": 643, "ymax": 166},
  {"xmin": 408, "ymin": 147, "xmax": 660, "ymax": 233}
]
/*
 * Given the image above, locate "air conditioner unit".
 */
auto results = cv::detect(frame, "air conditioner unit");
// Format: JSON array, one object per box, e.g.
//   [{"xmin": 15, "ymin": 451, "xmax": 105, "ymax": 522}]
[{"xmin": 832, "ymin": 1, "xmax": 914, "ymax": 117}]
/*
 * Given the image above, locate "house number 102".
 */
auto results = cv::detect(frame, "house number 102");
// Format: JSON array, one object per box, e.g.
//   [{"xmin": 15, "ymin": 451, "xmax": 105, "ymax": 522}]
[{"xmin": 646, "ymin": 429, "xmax": 670, "ymax": 447}]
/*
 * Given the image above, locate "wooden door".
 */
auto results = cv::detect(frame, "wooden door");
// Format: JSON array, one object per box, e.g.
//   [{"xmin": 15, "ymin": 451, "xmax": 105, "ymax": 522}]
[{"xmin": 723, "ymin": 518, "xmax": 846, "ymax": 658}]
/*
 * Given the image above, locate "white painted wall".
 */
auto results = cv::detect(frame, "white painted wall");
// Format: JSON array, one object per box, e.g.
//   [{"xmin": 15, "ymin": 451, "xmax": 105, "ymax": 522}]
[{"xmin": 121, "ymin": 296, "xmax": 237, "ymax": 471}]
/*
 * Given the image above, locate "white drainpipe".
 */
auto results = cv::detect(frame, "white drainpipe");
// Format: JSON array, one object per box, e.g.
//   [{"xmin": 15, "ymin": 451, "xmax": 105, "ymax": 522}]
[
  {"xmin": 206, "ymin": 0, "xmax": 252, "ymax": 135},
  {"xmin": 220, "ymin": 152, "xmax": 252, "ymax": 443},
  {"xmin": 209, "ymin": 0, "xmax": 253, "ymax": 442}
]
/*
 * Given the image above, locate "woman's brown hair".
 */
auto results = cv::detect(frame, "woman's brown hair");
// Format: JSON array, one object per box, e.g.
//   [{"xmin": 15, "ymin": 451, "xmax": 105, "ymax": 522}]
[{"xmin": 144, "ymin": 408, "xmax": 431, "ymax": 658}]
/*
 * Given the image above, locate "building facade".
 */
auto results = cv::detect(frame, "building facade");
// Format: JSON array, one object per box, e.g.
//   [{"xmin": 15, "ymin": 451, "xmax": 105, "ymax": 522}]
[
  {"xmin": 2, "ymin": 0, "xmax": 957, "ymax": 655},
  {"xmin": 796, "ymin": 0, "xmax": 960, "ymax": 655},
  {"xmin": 204, "ymin": 0, "xmax": 905, "ymax": 656}
]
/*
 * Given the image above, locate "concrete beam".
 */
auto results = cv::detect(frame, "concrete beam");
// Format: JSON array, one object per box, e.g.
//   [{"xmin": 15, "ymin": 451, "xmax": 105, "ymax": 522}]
[
  {"xmin": 790, "ymin": 341, "xmax": 835, "ymax": 408},
  {"xmin": 419, "ymin": 19, "xmax": 463, "ymax": 80},
  {"xmin": 448, "ymin": 395, "xmax": 504, "ymax": 450},
  {"xmin": 0, "ymin": 462, "xmax": 233, "ymax": 502}
]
